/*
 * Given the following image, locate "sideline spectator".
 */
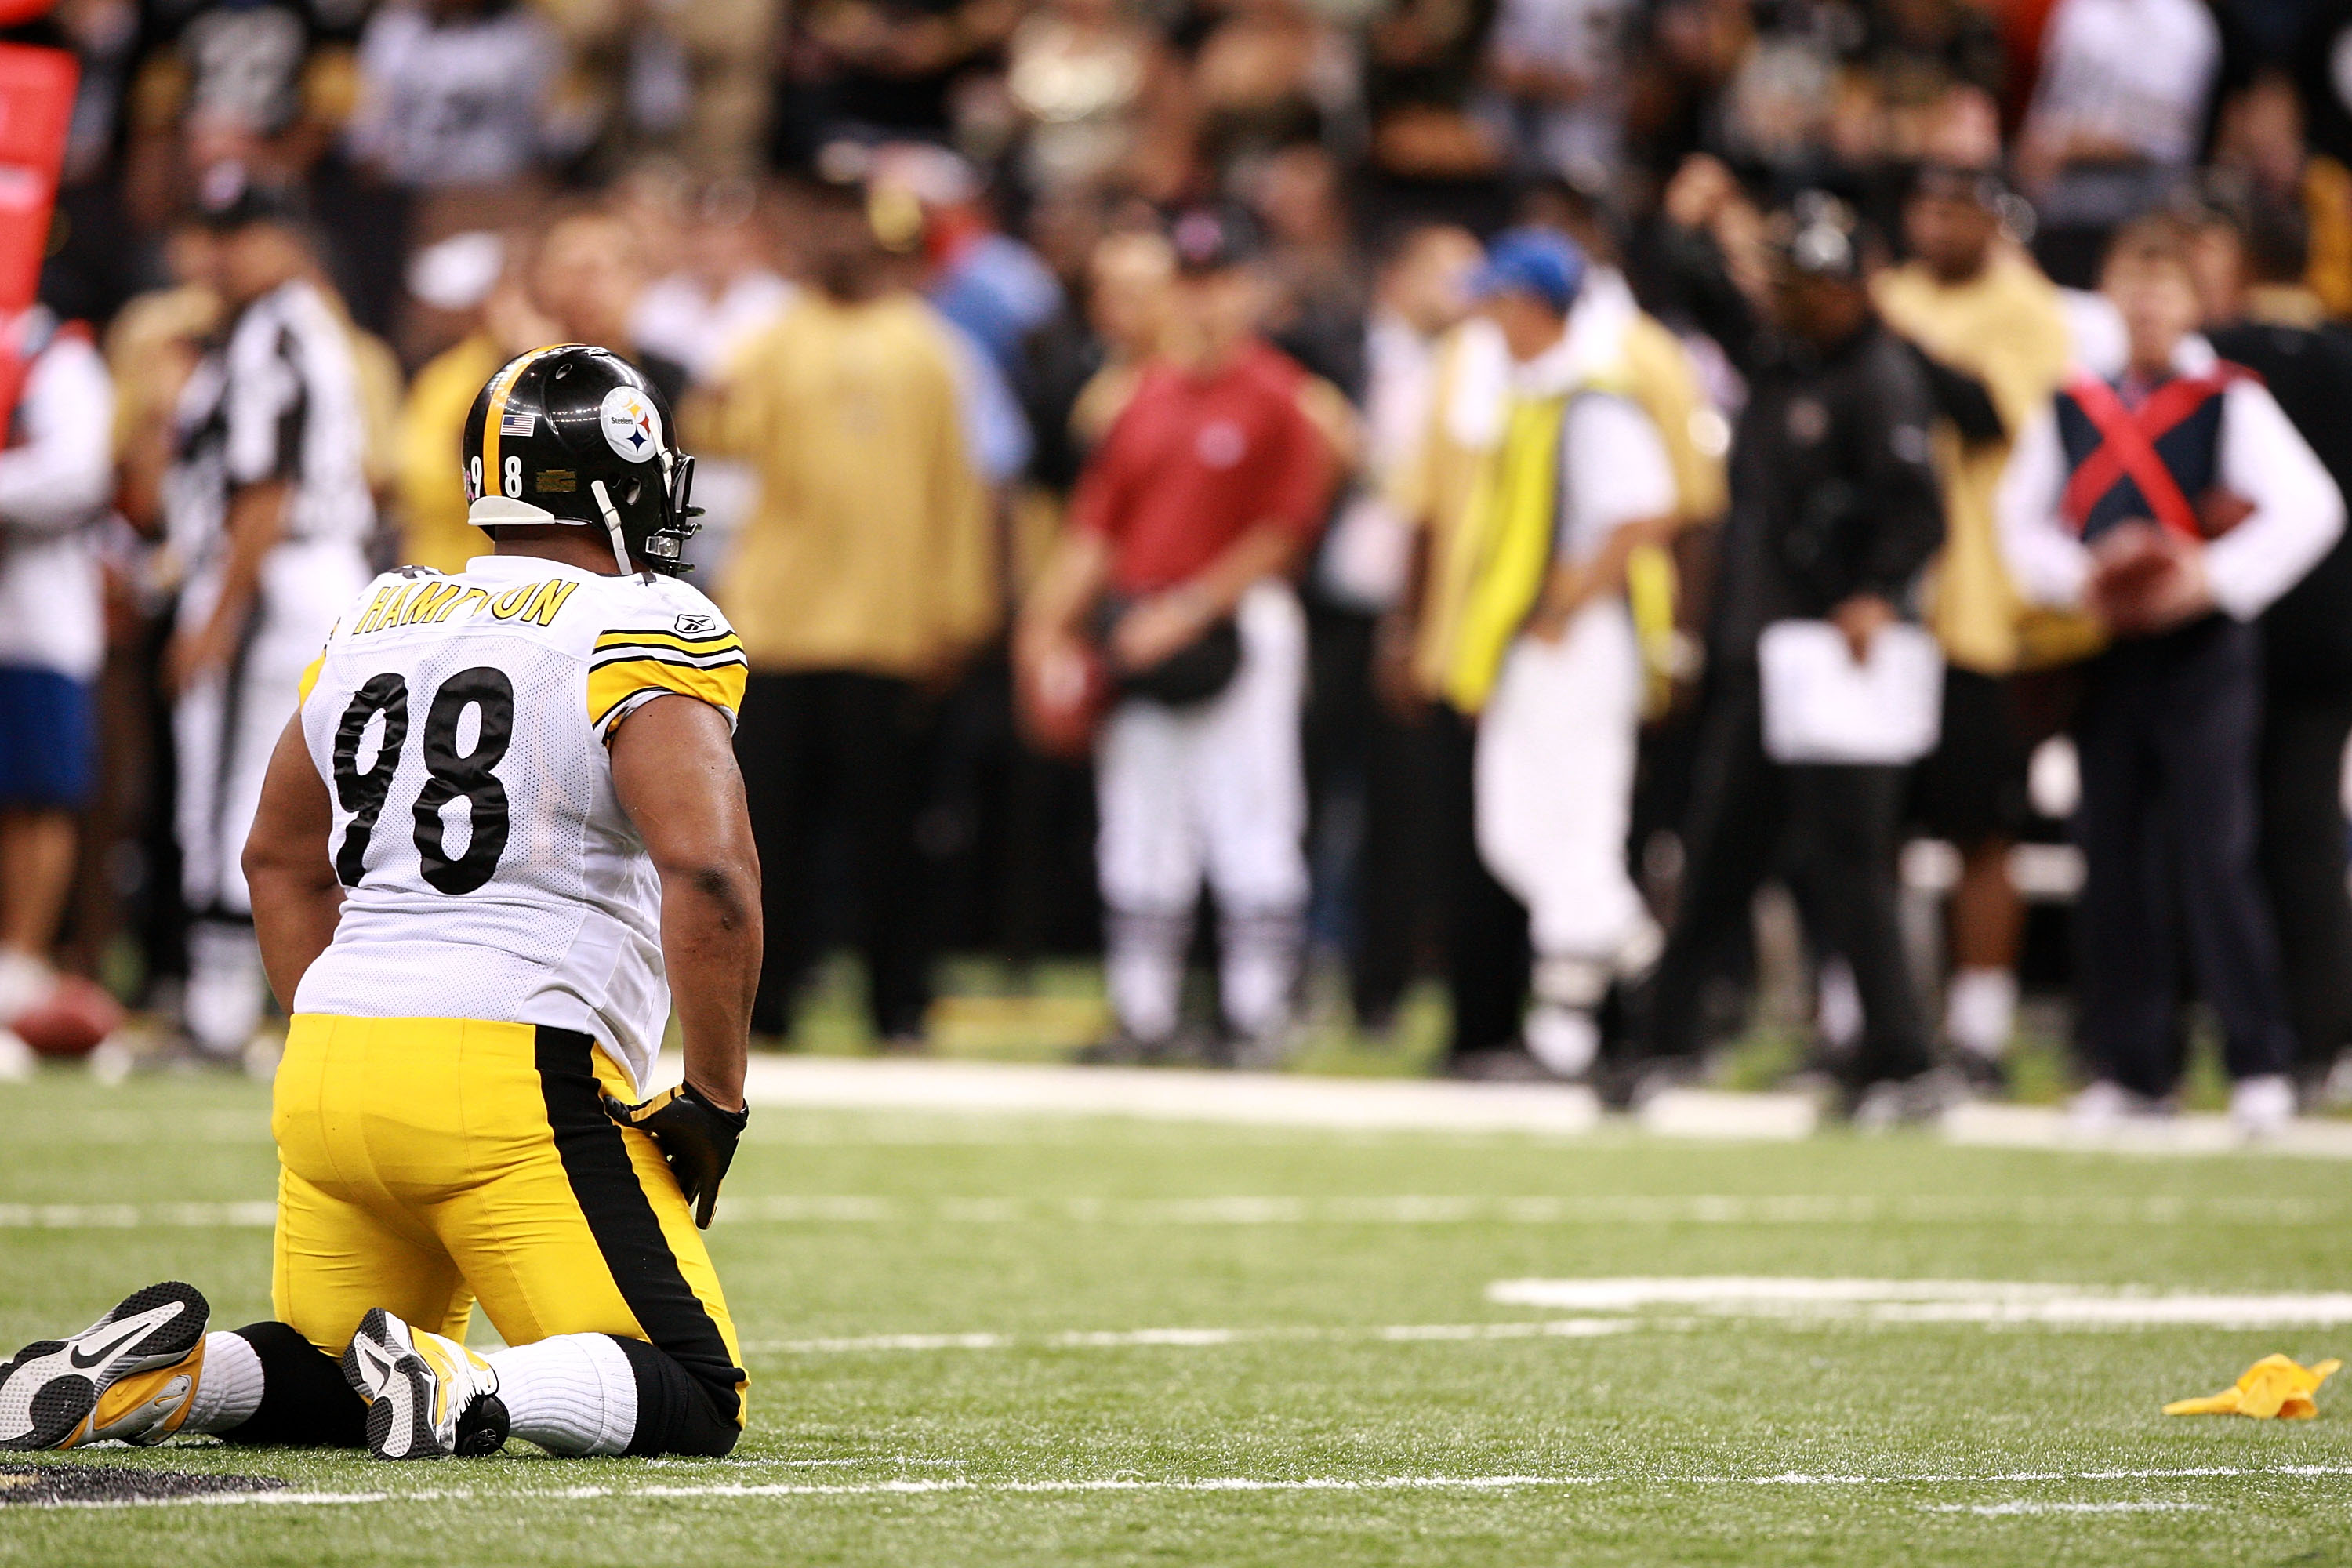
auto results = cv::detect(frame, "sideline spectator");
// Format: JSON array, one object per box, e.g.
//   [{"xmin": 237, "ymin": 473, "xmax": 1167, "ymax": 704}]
[
  {"xmin": 1996, "ymin": 215, "xmax": 2343, "ymax": 1134},
  {"xmin": 348, "ymin": 0, "xmax": 560, "ymax": 191},
  {"xmin": 532, "ymin": 208, "xmax": 691, "ymax": 404},
  {"xmin": 1004, "ymin": 0, "xmax": 1194, "ymax": 201},
  {"xmin": 2014, "ymin": 0, "xmax": 2220, "ymax": 282},
  {"xmin": 630, "ymin": 182, "xmax": 794, "ymax": 384},
  {"xmin": 1873, "ymin": 158, "xmax": 2075, "ymax": 1084},
  {"xmin": 1486, "ymin": 0, "xmax": 1634, "ymax": 182},
  {"xmin": 1635, "ymin": 194, "xmax": 1947, "ymax": 1118},
  {"xmin": 0, "ymin": 310, "xmax": 118, "ymax": 1044},
  {"xmin": 1457, "ymin": 229, "xmax": 1675, "ymax": 1080},
  {"xmin": 2190, "ymin": 199, "xmax": 2352, "ymax": 1099},
  {"xmin": 1387, "ymin": 242, "xmax": 1533, "ymax": 1067},
  {"xmin": 1018, "ymin": 206, "xmax": 1338, "ymax": 1062},
  {"xmin": 1334, "ymin": 220, "xmax": 1481, "ymax": 1033},
  {"xmin": 707, "ymin": 181, "xmax": 998, "ymax": 1047},
  {"xmin": 872, "ymin": 143, "xmax": 1063, "ymax": 391}
]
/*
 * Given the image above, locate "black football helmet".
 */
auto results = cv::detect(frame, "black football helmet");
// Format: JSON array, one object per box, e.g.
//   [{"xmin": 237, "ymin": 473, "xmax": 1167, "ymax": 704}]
[{"xmin": 461, "ymin": 345, "xmax": 700, "ymax": 575}]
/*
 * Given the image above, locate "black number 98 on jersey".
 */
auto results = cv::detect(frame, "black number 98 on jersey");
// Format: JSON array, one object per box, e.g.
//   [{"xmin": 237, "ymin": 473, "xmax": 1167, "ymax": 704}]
[{"xmin": 332, "ymin": 666, "xmax": 515, "ymax": 894}]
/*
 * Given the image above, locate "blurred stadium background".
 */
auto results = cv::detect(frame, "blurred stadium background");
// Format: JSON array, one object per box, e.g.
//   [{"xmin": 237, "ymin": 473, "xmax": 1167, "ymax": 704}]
[{"xmin": 3, "ymin": 0, "xmax": 2352, "ymax": 1553}]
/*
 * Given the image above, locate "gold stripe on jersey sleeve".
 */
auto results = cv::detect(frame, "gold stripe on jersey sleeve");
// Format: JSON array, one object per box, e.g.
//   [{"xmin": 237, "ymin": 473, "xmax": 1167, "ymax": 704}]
[
  {"xmin": 297, "ymin": 653, "xmax": 325, "ymax": 706},
  {"xmin": 587, "ymin": 655, "xmax": 749, "ymax": 731},
  {"xmin": 480, "ymin": 345, "xmax": 562, "ymax": 488},
  {"xmin": 593, "ymin": 628, "xmax": 742, "ymax": 656}
]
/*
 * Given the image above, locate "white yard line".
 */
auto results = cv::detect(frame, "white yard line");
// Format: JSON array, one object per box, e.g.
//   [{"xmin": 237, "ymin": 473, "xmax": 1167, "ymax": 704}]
[
  {"xmin": 739, "ymin": 1319, "xmax": 1641, "ymax": 1356},
  {"xmin": 1943, "ymin": 1102, "xmax": 2352, "ymax": 1158},
  {"xmin": 733, "ymin": 1193, "xmax": 2346, "ymax": 1226},
  {"xmin": 738, "ymin": 1056, "xmax": 1606, "ymax": 1135},
  {"xmin": 0, "ymin": 1202, "xmax": 276, "ymax": 1229},
  {"xmin": 1920, "ymin": 1501, "xmax": 2211, "ymax": 1516},
  {"xmin": 22, "ymin": 1192, "xmax": 2339, "ymax": 1233},
  {"xmin": 738, "ymin": 1277, "xmax": 2352, "ymax": 1358},
  {"xmin": 1489, "ymin": 1276, "xmax": 2352, "ymax": 1327},
  {"xmin": 724, "ymin": 1055, "xmax": 2352, "ymax": 1155},
  {"xmin": 20, "ymin": 1463, "xmax": 2352, "ymax": 1512}
]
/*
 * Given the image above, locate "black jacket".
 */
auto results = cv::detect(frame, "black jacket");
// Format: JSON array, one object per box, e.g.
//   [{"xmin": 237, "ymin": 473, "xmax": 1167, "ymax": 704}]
[
  {"xmin": 2205, "ymin": 316, "xmax": 2352, "ymax": 695},
  {"xmin": 1711, "ymin": 319, "xmax": 1947, "ymax": 661}
]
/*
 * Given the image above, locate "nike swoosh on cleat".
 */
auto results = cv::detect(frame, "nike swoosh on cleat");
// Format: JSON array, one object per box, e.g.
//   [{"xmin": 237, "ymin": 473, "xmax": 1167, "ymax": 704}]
[
  {"xmin": 350, "ymin": 1338, "xmax": 402, "ymax": 1398},
  {"xmin": 67, "ymin": 1308, "xmax": 180, "ymax": 1370}
]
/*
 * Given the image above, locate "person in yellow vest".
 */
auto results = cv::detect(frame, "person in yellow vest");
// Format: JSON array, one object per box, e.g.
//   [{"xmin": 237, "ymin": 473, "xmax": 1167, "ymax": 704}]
[
  {"xmin": 1446, "ymin": 230, "xmax": 1679, "ymax": 1080},
  {"xmin": 702, "ymin": 182, "xmax": 998, "ymax": 1048},
  {"xmin": 1388, "ymin": 222, "xmax": 1724, "ymax": 1073},
  {"xmin": 1873, "ymin": 161, "xmax": 2077, "ymax": 1088}
]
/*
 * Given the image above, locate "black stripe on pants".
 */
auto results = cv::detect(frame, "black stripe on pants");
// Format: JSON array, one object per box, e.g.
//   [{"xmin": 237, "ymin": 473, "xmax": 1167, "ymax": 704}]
[{"xmin": 532, "ymin": 1027, "xmax": 743, "ymax": 1431}]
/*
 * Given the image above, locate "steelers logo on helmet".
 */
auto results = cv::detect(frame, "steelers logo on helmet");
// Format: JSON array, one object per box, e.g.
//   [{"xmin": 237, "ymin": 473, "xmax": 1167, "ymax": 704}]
[
  {"xmin": 462, "ymin": 344, "xmax": 702, "ymax": 576},
  {"xmin": 601, "ymin": 385, "xmax": 663, "ymax": 463}
]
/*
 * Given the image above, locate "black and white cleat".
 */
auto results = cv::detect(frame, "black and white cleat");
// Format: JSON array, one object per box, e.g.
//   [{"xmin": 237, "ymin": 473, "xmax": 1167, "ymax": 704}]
[{"xmin": 0, "ymin": 1283, "xmax": 209, "ymax": 1451}]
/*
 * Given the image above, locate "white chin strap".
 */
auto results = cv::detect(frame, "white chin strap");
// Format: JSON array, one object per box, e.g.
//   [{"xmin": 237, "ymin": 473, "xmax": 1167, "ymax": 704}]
[{"xmin": 590, "ymin": 480, "xmax": 632, "ymax": 575}]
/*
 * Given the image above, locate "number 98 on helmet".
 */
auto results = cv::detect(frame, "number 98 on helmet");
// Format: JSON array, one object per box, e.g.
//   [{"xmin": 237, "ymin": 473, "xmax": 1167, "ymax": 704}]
[{"xmin": 461, "ymin": 344, "xmax": 702, "ymax": 575}]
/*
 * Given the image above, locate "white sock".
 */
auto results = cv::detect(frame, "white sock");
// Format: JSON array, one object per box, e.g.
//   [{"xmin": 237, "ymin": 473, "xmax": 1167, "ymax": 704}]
[
  {"xmin": 0, "ymin": 946, "xmax": 53, "ymax": 1025},
  {"xmin": 184, "ymin": 923, "xmax": 264, "ymax": 1058},
  {"xmin": 1219, "ymin": 909, "xmax": 1301, "ymax": 1040},
  {"xmin": 1817, "ymin": 958, "xmax": 1862, "ymax": 1051},
  {"xmin": 183, "ymin": 1331, "xmax": 264, "ymax": 1433},
  {"xmin": 489, "ymin": 1334, "xmax": 638, "ymax": 1456},
  {"xmin": 1524, "ymin": 1004, "xmax": 1600, "ymax": 1077},
  {"xmin": 1944, "ymin": 967, "xmax": 2017, "ymax": 1061},
  {"xmin": 1105, "ymin": 908, "xmax": 1189, "ymax": 1042}
]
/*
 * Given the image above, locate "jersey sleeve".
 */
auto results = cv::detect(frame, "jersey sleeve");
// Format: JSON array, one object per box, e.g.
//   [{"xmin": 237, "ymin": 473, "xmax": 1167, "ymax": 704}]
[
  {"xmin": 296, "ymin": 643, "xmax": 328, "ymax": 708},
  {"xmin": 586, "ymin": 596, "xmax": 750, "ymax": 740}
]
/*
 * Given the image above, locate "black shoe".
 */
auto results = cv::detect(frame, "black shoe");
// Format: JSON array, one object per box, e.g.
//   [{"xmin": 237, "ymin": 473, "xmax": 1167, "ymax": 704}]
[
  {"xmin": 1846, "ymin": 1067, "xmax": 1964, "ymax": 1129},
  {"xmin": 1443, "ymin": 1049, "xmax": 1549, "ymax": 1082},
  {"xmin": 1951, "ymin": 1051, "xmax": 2009, "ymax": 1099},
  {"xmin": 1598, "ymin": 1054, "xmax": 1704, "ymax": 1112},
  {"xmin": 1078, "ymin": 1030, "xmax": 1173, "ymax": 1065}
]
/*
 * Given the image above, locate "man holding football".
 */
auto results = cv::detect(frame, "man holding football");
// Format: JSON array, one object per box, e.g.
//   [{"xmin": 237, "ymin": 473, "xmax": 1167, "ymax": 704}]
[{"xmin": 0, "ymin": 346, "xmax": 760, "ymax": 1461}]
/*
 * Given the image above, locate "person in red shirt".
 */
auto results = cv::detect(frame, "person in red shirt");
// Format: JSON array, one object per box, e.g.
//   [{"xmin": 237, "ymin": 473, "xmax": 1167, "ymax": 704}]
[{"xmin": 1018, "ymin": 206, "xmax": 1339, "ymax": 1062}]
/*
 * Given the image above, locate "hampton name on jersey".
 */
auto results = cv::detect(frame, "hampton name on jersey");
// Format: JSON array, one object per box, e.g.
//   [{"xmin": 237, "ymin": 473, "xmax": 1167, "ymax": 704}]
[{"xmin": 291, "ymin": 554, "xmax": 747, "ymax": 1091}]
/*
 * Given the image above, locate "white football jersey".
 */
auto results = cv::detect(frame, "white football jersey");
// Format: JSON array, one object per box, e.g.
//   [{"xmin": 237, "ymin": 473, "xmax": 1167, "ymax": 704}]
[{"xmin": 291, "ymin": 554, "xmax": 747, "ymax": 1092}]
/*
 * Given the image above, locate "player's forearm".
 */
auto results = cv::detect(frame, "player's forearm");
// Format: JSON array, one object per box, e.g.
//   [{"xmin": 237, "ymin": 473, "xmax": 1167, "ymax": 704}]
[
  {"xmin": 1017, "ymin": 528, "xmax": 1112, "ymax": 652},
  {"xmin": 659, "ymin": 866, "xmax": 759, "ymax": 1111},
  {"xmin": 248, "ymin": 870, "xmax": 343, "ymax": 1008},
  {"xmin": 205, "ymin": 482, "xmax": 290, "ymax": 644},
  {"xmin": 1179, "ymin": 524, "xmax": 1302, "ymax": 619},
  {"xmin": 242, "ymin": 717, "xmax": 343, "ymax": 1009}
]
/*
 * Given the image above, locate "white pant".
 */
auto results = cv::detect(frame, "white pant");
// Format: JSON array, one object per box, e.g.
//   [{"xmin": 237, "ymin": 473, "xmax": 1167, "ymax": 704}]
[
  {"xmin": 1095, "ymin": 583, "xmax": 1308, "ymax": 1039},
  {"xmin": 174, "ymin": 538, "xmax": 366, "ymax": 1054},
  {"xmin": 1475, "ymin": 599, "xmax": 1656, "ymax": 997}
]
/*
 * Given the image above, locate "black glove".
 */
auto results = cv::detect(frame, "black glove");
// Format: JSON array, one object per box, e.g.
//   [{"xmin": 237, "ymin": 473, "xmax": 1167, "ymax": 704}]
[{"xmin": 602, "ymin": 1080, "xmax": 748, "ymax": 1229}]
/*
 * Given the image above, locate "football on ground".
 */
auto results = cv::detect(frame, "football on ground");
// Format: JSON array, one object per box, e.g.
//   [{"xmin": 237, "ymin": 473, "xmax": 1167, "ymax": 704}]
[{"xmin": 2, "ymin": 1068, "xmax": 2350, "ymax": 1567}]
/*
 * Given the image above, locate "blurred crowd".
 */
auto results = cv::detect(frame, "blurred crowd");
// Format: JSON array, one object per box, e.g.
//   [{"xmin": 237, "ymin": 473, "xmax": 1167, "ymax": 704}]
[{"xmin": 5, "ymin": 0, "xmax": 2352, "ymax": 1131}]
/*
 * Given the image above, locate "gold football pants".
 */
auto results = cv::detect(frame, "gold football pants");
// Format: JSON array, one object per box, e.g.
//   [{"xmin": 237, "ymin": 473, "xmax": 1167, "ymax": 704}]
[{"xmin": 271, "ymin": 1015, "xmax": 746, "ymax": 1426}]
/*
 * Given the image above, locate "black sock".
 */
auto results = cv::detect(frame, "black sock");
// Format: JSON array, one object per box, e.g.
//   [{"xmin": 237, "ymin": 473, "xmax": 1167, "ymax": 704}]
[
  {"xmin": 214, "ymin": 1321, "xmax": 367, "ymax": 1449},
  {"xmin": 612, "ymin": 1336, "xmax": 739, "ymax": 1457}
]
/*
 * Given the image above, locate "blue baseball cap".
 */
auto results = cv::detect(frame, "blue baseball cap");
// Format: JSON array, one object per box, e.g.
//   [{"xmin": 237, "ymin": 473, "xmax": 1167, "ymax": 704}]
[{"xmin": 1468, "ymin": 228, "xmax": 1587, "ymax": 314}]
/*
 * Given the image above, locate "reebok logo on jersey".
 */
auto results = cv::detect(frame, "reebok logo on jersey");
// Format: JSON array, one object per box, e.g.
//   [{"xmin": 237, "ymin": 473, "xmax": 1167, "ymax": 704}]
[{"xmin": 673, "ymin": 613, "xmax": 718, "ymax": 636}]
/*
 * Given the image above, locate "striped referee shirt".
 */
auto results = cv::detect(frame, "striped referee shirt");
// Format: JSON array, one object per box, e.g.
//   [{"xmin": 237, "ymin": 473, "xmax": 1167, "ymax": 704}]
[{"xmin": 165, "ymin": 277, "xmax": 375, "ymax": 571}]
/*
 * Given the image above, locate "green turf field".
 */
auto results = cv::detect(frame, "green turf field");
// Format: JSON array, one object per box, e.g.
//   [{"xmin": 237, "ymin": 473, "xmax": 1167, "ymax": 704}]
[{"xmin": 5, "ymin": 1067, "xmax": 2352, "ymax": 1566}]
